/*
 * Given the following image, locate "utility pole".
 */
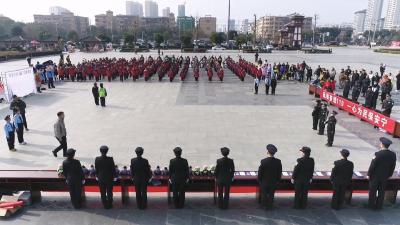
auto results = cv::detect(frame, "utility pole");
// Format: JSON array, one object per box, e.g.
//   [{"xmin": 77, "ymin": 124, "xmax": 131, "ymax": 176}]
[
  {"xmin": 312, "ymin": 14, "xmax": 318, "ymax": 47},
  {"xmin": 254, "ymin": 14, "xmax": 257, "ymax": 46},
  {"xmin": 227, "ymin": 0, "xmax": 231, "ymax": 41}
]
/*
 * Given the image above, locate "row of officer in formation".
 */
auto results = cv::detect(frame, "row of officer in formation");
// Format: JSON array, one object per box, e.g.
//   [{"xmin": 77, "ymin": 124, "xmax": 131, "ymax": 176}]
[{"xmin": 62, "ymin": 137, "xmax": 396, "ymax": 210}]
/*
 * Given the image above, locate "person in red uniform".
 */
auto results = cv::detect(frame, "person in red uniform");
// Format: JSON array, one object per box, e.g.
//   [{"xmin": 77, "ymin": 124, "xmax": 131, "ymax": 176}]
[
  {"xmin": 58, "ymin": 66, "xmax": 65, "ymax": 81},
  {"xmin": 69, "ymin": 65, "xmax": 76, "ymax": 82}
]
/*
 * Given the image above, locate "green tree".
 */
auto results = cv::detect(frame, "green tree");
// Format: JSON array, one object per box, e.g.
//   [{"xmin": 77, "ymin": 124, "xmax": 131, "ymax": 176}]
[
  {"xmin": 38, "ymin": 31, "xmax": 51, "ymax": 41},
  {"xmin": 123, "ymin": 33, "xmax": 135, "ymax": 45},
  {"xmin": 154, "ymin": 32, "xmax": 164, "ymax": 46},
  {"xmin": 235, "ymin": 34, "xmax": 248, "ymax": 47},
  {"xmin": 11, "ymin": 25, "xmax": 24, "ymax": 36},
  {"xmin": 98, "ymin": 33, "xmax": 111, "ymax": 42},
  {"xmin": 228, "ymin": 30, "xmax": 238, "ymax": 40},
  {"xmin": 210, "ymin": 32, "xmax": 226, "ymax": 45},
  {"xmin": 181, "ymin": 32, "xmax": 193, "ymax": 48},
  {"xmin": 67, "ymin": 31, "xmax": 79, "ymax": 42}
]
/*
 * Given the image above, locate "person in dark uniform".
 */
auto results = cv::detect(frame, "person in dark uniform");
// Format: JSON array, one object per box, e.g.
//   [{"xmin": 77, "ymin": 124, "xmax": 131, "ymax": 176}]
[
  {"xmin": 381, "ymin": 94, "xmax": 394, "ymax": 117},
  {"xmin": 367, "ymin": 137, "xmax": 397, "ymax": 210},
  {"xmin": 214, "ymin": 147, "xmax": 235, "ymax": 209},
  {"xmin": 318, "ymin": 104, "xmax": 329, "ymax": 135},
  {"xmin": 330, "ymin": 149, "xmax": 354, "ymax": 210},
  {"xmin": 364, "ymin": 86, "xmax": 374, "ymax": 108},
  {"xmin": 342, "ymin": 78, "xmax": 351, "ymax": 99},
  {"xmin": 95, "ymin": 146, "xmax": 117, "ymax": 209},
  {"xmin": 92, "ymin": 82, "xmax": 99, "ymax": 106},
  {"xmin": 325, "ymin": 111, "xmax": 338, "ymax": 147},
  {"xmin": 351, "ymin": 79, "xmax": 362, "ymax": 102},
  {"xmin": 62, "ymin": 148, "xmax": 85, "ymax": 209},
  {"xmin": 312, "ymin": 100, "xmax": 322, "ymax": 130},
  {"xmin": 130, "ymin": 147, "xmax": 152, "ymax": 209},
  {"xmin": 169, "ymin": 147, "xmax": 190, "ymax": 209},
  {"xmin": 255, "ymin": 52, "xmax": 259, "ymax": 62},
  {"xmin": 257, "ymin": 144, "xmax": 282, "ymax": 210},
  {"xmin": 292, "ymin": 147, "xmax": 315, "ymax": 209}
]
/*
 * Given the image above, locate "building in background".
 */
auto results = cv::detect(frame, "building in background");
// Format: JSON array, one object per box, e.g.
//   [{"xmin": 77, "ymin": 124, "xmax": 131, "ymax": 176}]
[
  {"xmin": 177, "ymin": 16, "xmax": 195, "ymax": 34},
  {"xmin": 178, "ymin": 4, "xmax": 185, "ymax": 17},
  {"xmin": 240, "ymin": 19, "xmax": 250, "ymax": 33},
  {"xmin": 377, "ymin": 17, "xmax": 385, "ymax": 30},
  {"xmin": 384, "ymin": 0, "xmax": 400, "ymax": 30},
  {"xmin": 365, "ymin": 0, "xmax": 384, "ymax": 31},
  {"xmin": 49, "ymin": 6, "xmax": 72, "ymax": 15},
  {"xmin": 126, "ymin": 1, "xmax": 143, "ymax": 17},
  {"xmin": 353, "ymin": 9, "xmax": 367, "ymax": 37},
  {"xmin": 95, "ymin": 10, "xmax": 115, "ymax": 31},
  {"xmin": 145, "ymin": 0, "xmax": 158, "ymax": 18},
  {"xmin": 162, "ymin": 7, "xmax": 171, "ymax": 17},
  {"xmin": 229, "ymin": 19, "xmax": 236, "ymax": 31},
  {"xmin": 34, "ymin": 10, "xmax": 89, "ymax": 35},
  {"xmin": 199, "ymin": 16, "xmax": 217, "ymax": 38}
]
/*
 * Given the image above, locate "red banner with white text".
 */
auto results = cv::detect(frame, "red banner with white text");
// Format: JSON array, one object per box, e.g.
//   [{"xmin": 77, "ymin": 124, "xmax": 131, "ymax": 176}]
[{"xmin": 320, "ymin": 90, "xmax": 396, "ymax": 134}]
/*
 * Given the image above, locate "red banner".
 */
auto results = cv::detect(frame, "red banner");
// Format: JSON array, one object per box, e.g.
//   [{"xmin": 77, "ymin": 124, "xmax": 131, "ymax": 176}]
[{"xmin": 320, "ymin": 90, "xmax": 396, "ymax": 134}]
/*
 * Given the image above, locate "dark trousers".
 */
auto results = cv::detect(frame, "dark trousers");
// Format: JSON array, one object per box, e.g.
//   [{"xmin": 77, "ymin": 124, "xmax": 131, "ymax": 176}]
[
  {"xmin": 6, "ymin": 132, "xmax": 15, "ymax": 150},
  {"xmin": 331, "ymin": 184, "xmax": 348, "ymax": 210},
  {"xmin": 21, "ymin": 113, "xmax": 28, "ymax": 129},
  {"xmin": 171, "ymin": 182, "xmax": 186, "ymax": 208},
  {"xmin": 16, "ymin": 123, "xmax": 24, "ymax": 143},
  {"xmin": 254, "ymin": 84, "xmax": 258, "ymax": 94},
  {"xmin": 54, "ymin": 136, "xmax": 67, "ymax": 156},
  {"xmin": 48, "ymin": 77, "xmax": 55, "ymax": 88},
  {"xmin": 368, "ymin": 180, "xmax": 387, "ymax": 209},
  {"xmin": 99, "ymin": 181, "xmax": 114, "ymax": 208},
  {"xmin": 261, "ymin": 186, "xmax": 276, "ymax": 209},
  {"xmin": 135, "ymin": 182, "xmax": 148, "ymax": 209},
  {"xmin": 68, "ymin": 181, "xmax": 83, "ymax": 209},
  {"xmin": 318, "ymin": 123, "xmax": 325, "ymax": 135},
  {"xmin": 100, "ymin": 97, "xmax": 106, "ymax": 107},
  {"xmin": 217, "ymin": 183, "xmax": 231, "ymax": 209},
  {"xmin": 265, "ymin": 85, "xmax": 270, "ymax": 95},
  {"xmin": 381, "ymin": 92, "xmax": 388, "ymax": 103},
  {"xmin": 294, "ymin": 182, "xmax": 310, "ymax": 209},
  {"xmin": 312, "ymin": 116, "xmax": 319, "ymax": 130},
  {"xmin": 327, "ymin": 131, "xmax": 335, "ymax": 146},
  {"xmin": 94, "ymin": 96, "xmax": 99, "ymax": 106},
  {"xmin": 271, "ymin": 80, "xmax": 277, "ymax": 95}
]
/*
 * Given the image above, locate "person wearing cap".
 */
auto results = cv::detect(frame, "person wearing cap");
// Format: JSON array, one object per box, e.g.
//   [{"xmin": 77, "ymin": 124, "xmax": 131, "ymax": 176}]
[
  {"xmin": 364, "ymin": 86, "xmax": 374, "ymax": 109},
  {"xmin": 342, "ymin": 77, "xmax": 351, "ymax": 99},
  {"xmin": 4, "ymin": 115, "xmax": 16, "ymax": 152},
  {"xmin": 99, "ymin": 83, "xmax": 107, "ymax": 107},
  {"xmin": 292, "ymin": 146, "xmax": 315, "ymax": 209},
  {"xmin": 53, "ymin": 111, "xmax": 67, "ymax": 157},
  {"xmin": 257, "ymin": 144, "xmax": 282, "ymax": 210},
  {"xmin": 381, "ymin": 94, "xmax": 394, "ymax": 117},
  {"xmin": 13, "ymin": 109, "xmax": 26, "ymax": 145},
  {"xmin": 367, "ymin": 137, "xmax": 397, "ymax": 210},
  {"xmin": 62, "ymin": 149, "xmax": 85, "ymax": 209},
  {"xmin": 92, "ymin": 82, "xmax": 100, "ymax": 106},
  {"xmin": 95, "ymin": 145, "xmax": 117, "ymax": 209},
  {"xmin": 130, "ymin": 147, "xmax": 152, "ymax": 209},
  {"xmin": 318, "ymin": 104, "xmax": 329, "ymax": 135},
  {"xmin": 254, "ymin": 76, "xmax": 260, "ymax": 95},
  {"xmin": 325, "ymin": 111, "xmax": 338, "ymax": 147},
  {"xmin": 169, "ymin": 147, "xmax": 190, "ymax": 209},
  {"xmin": 214, "ymin": 147, "xmax": 235, "ymax": 209},
  {"xmin": 330, "ymin": 149, "xmax": 354, "ymax": 210},
  {"xmin": 312, "ymin": 100, "xmax": 322, "ymax": 130},
  {"xmin": 9, "ymin": 95, "xmax": 28, "ymax": 131}
]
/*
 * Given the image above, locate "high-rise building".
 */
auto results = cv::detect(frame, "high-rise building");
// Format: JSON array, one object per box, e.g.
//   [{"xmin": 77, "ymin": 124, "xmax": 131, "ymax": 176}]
[
  {"xmin": 177, "ymin": 16, "xmax": 195, "ymax": 33},
  {"xmin": 34, "ymin": 10, "xmax": 89, "ymax": 35},
  {"xmin": 162, "ymin": 7, "xmax": 170, "ymax": 17},
  {"xmin": 384, "ymin": 0, "xmax": 400, "ymax": 30},
  {"xmin": 228, "ymin": 19, "xmax": 236, "ymax": 31},
  {"xmin": 126, "ymin": 1, "xmax": 143, "ymax": 17},
  {"xmin": 49, "ymin": 6, "xmax": 71, "ymax": 15},
  {"xmin": 365, "ymin": 0, "xmax": 384, "ymax": 31},
  {"xmin": 199, "ymin": 16, "xmax": 217, "ymax": 38},
  {"xmin": 353, "ymin": 9, "xmax": 367, "ymax": 36},
  {"xmin": 240, "ymin": 19, "xmax": 250, "ymax": 33},
  {"xmin": 178, "ymin": 4, "xmax": 185, "ymax": 17},
  {"xmin": 145, "ymin": 0, "xmax": 158, "ymax": 18},
  {"xmin": 94, "ymin": 10, "xmax": 115, "ymax": 31}
]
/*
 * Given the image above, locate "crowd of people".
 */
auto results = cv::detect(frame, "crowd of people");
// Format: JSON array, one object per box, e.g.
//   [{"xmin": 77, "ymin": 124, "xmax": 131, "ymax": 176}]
[{"xmin": 59, "ymin": 137, "xmax": 396, "ymax": 211}]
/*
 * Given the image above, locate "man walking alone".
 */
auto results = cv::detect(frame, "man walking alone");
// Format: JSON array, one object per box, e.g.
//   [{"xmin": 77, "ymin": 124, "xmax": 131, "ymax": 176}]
[{"xmin": 52, "ymin": 111, "xmax": 67, "ymax": 157}]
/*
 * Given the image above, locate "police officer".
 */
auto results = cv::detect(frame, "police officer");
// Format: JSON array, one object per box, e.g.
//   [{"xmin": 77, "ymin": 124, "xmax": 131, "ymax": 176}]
[
  {"xmin": 330, "ymin": 149, "xmax": 354, "ymax": 210},
  {"xmin": 367, "ymin": 137, "xmax": 397, "ymax": 210},
  {"xmin": 381, "ymin": 94, "xmax": 394, "ymax": 117},
  {"xmin": 215, "ymin": 147, "xmax": 235, "ymax": 209},
  {"xmin": 99, "ymin": 83, "xmax": 107, "ymax": 107},
  {"xmin": 312, "ymin": 100, "xmax": 322, "ymax": 130},
  {"xmin": 62, "ymin": 148, "xmax": 85, "ymax": 209},
  {"xmin": 325, "ymin": 111, "xmax": 338, "ymax": 147},
  {"xmin": 130, "ymin": 147, "xmax": 152, "ymax": 209},
  {"xmin": 318, "ymin": 104, "xmax": 329, "ymax": 135},
  {"xmin": 254, "ymin": 76, "xmax": 260, "ymax": 95},
  {"xmin": 257, "ymin": 144, "xmax": 282, "ymax": 210},
  {"xmin": 292, "ymin": 147, "xmax": 315, "ymax": 209},
  {"xmin": 95, "ymin": 146, "xmax": 117, "ymax": 209},
  {"xmin": 169, "ymin": 147, "xmax": 190, "ymax": 209}
]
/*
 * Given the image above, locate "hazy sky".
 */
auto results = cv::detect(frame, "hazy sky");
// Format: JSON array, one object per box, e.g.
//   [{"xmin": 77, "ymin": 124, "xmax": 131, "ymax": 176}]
[{"xmin": 0, "ymin": 0, "xmax": 382, "ymax": 27}]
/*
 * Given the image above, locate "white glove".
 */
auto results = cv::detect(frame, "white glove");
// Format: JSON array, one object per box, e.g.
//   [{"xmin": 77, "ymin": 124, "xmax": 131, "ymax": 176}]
[
  {"xmin": 113, "ymin": 178, "xmax": 117, "ymax": 182},
  {"xmin": 291, "ymin": 179, "xmax": 294, "ymax": 184},
  {"xmin": 82, "ymin": 180, "xmax": 85, "ymax": 185}
]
